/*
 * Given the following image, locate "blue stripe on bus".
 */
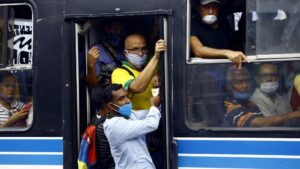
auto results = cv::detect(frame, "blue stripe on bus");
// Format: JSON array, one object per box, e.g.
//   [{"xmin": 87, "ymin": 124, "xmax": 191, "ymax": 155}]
[
  {"xmin": 0, "ymin": 139, "xmax": 63, "ymax": 152},
  {"xmin": 177, "ymin": 139, "xmax": 300, "ymax": 155},
  {"xmin": 0, "ymin": 154, "xmax": 63, "ymax": 165},
  {"xmin": 178, "ymin": 156, "xmax": 300, "ymax": 169}
]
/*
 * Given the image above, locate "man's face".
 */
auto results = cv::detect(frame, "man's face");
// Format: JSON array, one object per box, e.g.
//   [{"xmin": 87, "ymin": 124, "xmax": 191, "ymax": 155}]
[
  {"xmin": 230, "ymin": 71, "xmax": 251, "ymax": 93},
  {"xmin": 125, "ymin": 35, "xmax": 148, "ymax": 57},
  {"xmin": 199, "ymin": 3, "xmax": 219, "ymax": 18},
  {"xmin": 105, "ymin": 21, "xmax": 124, "ymax": 37},
  {"xmin": 111, "ymin": 88, "xmax": 130, "ymax": 108},
  {"xmin": 257, "ymin": 64, "xmax": 279, "ymax": 83}
]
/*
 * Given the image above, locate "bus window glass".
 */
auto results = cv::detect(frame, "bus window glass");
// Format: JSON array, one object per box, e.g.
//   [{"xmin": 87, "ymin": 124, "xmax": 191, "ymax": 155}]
[
  {"xmin": 246, "ymin": 0, "xmax": 300, "ymax": 56},
  {"xmin": 186, "ymin": 61, "xmax": 300, "ymax": 130},
  {"xmin": 0, "ymin": 4, "xmax": 33, "ymax": 131},
  {"xmin": 9, "ymin": 5, "xmax": 32, "ymax": 66}
]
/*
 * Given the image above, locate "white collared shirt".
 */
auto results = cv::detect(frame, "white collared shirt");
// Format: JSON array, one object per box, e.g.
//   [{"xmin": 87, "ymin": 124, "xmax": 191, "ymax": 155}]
[
  {"xmin": 103, "ymin": 106, "xmax": 161, "ymax": 169},
  {"xmin": 250, "ymin": 88, "xmax": 292, "ymax": 117}
]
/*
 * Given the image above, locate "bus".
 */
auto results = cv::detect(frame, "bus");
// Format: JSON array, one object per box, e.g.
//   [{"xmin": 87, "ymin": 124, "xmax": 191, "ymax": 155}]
[{"xmin": 0, "ymin": 0, "xmax": 299, "ymax": 169}]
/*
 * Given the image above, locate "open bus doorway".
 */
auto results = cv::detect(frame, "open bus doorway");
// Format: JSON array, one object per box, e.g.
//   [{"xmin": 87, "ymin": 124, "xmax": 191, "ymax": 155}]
[{"xmin": 75, "ymin": 15, "xmax": 168, "ymax": 169}]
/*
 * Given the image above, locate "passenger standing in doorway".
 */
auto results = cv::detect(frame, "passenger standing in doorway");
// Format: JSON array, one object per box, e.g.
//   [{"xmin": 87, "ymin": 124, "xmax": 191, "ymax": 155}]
[
  {"xmin": 103, "ymin": 84, "xmax": 161, "ymax": 169},
  {"xmin": 90, "ymin": 85, "xmax": 115, "ymax": 169},
  {"xmin": 190, "ymin": 0, "xmax": 249, "ymax": 69},
  {"xmin": 87, "ymin": 20, "xmax": 127, "ymax": 88},
  {"xmin": 111, "ymin": 33, "xmax": 166, "ymax": 110}
]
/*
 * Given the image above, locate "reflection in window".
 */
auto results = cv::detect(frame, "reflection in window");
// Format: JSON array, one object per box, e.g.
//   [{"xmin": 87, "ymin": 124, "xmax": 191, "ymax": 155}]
[{"xmin": 246, "ymin": 0, "xmax": 300, "ymax": 55}]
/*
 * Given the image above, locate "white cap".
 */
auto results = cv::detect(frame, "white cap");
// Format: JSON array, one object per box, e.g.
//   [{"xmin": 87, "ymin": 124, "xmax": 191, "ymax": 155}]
[{"xmin": 200, "ymin": 0, "xmax": 221, "ymax": 5}]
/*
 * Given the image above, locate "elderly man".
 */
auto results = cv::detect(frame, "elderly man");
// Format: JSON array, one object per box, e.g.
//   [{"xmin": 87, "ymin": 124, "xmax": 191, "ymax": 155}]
[
  {"xmin": 250, "ymin": 63, "xmax": 293, "ymax": 117},
  {"xmin": 103, "ymin": 84, "xmax": 161, "ymax": 169},
  {"xmin": 190, "ymin": 0, "xmax": 248, "ymax": 69},
  {"xmin": 111, "ymin": 33, "xmax": 166, "ymax": 110},
  {"xmin": 224, "ymin": 66, "xmax": 300, "ymax": 127}
]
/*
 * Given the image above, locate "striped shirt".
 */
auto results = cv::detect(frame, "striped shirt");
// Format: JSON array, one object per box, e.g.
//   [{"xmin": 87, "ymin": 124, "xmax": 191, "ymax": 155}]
[
  {"xmin": 224, "ymin": 97, "xmax": 263, "ymax": 127},
  {"xmin": 0, "ymin": 101, "xmax": 24, "ymax": 125}
]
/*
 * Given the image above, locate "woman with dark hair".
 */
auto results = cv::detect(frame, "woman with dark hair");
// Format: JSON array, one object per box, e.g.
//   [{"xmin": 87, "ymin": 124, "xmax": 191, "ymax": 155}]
[{"xmin": 0, "ymin": 72, "xmax": 30, "ymax": 128}]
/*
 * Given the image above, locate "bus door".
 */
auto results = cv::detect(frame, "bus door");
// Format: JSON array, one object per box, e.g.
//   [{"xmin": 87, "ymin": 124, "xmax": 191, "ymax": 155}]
[{"xmin": 71, "ymin": 14, "xmax": 171, "ymax": 169}]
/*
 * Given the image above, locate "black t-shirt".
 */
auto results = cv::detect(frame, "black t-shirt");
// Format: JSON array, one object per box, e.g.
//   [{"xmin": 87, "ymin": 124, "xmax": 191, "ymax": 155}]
[{"xmin": 191, "ymin": 18, "xmax": 232, "ymax": 50}]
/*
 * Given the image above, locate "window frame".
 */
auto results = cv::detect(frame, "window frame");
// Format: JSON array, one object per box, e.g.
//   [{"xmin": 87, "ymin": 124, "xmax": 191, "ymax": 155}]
[{"xmin": 0, "ymin": 3, "xmax": 34, "ymax": 132}]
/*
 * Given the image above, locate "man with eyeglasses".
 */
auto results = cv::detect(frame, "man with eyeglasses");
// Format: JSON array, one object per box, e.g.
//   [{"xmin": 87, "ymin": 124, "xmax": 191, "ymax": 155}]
[
  {"xmin": 111, "ymin": 33, "xmax": 166, "ymax": 110},
  {"xmin": 224, "ymin": 66, "xmax": 300, "ymax": 127},
  {"xmin": 250, "ymin": 63, "xmax": 293, "ymax": 117}
]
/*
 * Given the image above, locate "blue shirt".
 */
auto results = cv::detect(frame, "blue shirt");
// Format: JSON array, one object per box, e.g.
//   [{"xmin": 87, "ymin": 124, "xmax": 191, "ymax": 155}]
[{"xmin": 103, "ymin": 106, "xmax": 161, "ymax": 169}]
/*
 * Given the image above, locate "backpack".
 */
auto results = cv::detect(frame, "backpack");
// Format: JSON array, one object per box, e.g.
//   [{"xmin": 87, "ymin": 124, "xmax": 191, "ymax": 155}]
[
  {"xmin": 78, "ymin": 116, "xmax": 115, "ymax": 169},
  {"xmin": 78, "ymin": 116, "xmax": 103, "ymax": 169}
]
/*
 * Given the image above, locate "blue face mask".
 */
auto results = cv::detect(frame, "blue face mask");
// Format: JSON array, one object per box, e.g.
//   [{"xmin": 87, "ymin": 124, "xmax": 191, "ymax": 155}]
[
  {"xmin": 127, "ymin": 53, "xmax": 147, "ymax": 68},
  {"xmin": 113, "ymin": 102, "xmax": 132, "ymax": 118},
  {"xmin": 233, "ymin": 91, "xmax": 251, "ymax": 100}
]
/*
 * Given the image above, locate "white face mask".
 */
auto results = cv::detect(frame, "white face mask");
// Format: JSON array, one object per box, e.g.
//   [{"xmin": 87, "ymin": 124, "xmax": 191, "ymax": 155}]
[
  {"xmin": 127, "ymin": 53, "xmax": 147, "ymax": 68},
  {"xmin": 260, "ymin": 81, "xmax": 279, "ymax": 94},
  {"xmin": 202, "ymin": 15, "xmax": 217, "ymax": 25}
]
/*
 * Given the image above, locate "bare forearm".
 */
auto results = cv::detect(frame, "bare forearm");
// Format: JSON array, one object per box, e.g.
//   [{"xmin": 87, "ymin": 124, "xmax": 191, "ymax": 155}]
[
  {"xmin": 86, "ymin": 66, "xmax": 98, "ymax": 88},
  {"xmin": 250, "ymin": 112, "xmax": 300, "ymax": 127},
  {"xmin": 129, "ymin": 55, "xmax": 159, "ymax": 93},
  {"xmin": 193, "ymin": 46, "xmax": 229, "ymax": 59}
]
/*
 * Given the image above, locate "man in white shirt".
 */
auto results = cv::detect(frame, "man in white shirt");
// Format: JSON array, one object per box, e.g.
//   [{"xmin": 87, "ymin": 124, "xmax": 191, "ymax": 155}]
[
  {"xmin": 103, "ymin": 84, "xmax": 161, "ymax": 169},
  {"xmin": 250, "ymin": 63, "xmax": 292, "ymax": 117}
]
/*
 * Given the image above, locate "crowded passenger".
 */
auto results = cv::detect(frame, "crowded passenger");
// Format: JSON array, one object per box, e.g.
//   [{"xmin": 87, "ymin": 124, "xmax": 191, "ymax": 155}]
[
  {"xmin": 224, "ymin": 66, "xmax": 300, "ymax": 127},
  {"xmin": 111, "ymin": 33, "xmax": 166, "ymax": 110},
  {"xmin": 250, "ymin": 63, "xmax": 292, "ymax": 117},
  {"xmin": 86, "ymin": 20, "xmax": 127, "ymax": 88},
  {"xmin": 0, "ymin": 72, "xmax": 30, "ymax": 128},
  {"xmin": 103, "ymin": 84, "xmax": 161, "ymax": 169},
  {"xmin": 190, "ymin": 0, "xmax": 248, "ymax": 69},
  {"xmin": 90, "ymin": 85, "xmax": 115, "ymax": 169}
]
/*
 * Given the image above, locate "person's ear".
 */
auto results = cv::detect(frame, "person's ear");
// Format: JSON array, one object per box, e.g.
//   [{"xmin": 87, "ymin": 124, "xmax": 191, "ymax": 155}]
[
  {"xmin": 107, "ymin": 102, "xmax": 114, "ymax": 111},
  {"xmin": 124, "ymin": 50, "xmax": 128, "ymax": 57}
]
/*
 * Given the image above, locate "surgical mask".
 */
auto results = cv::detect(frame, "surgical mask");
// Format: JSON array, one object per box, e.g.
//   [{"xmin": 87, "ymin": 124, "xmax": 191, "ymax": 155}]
[
  {"xmin": 202, "ymin": 15, "xmax": 217, "ymax": 25},
  {"xmin": 113, "ymin": 102, "xmax": 132, "ymax": 118},
  {"xmin": 127, "ymin": 53, "xmax": 147, "ymax": 68},
  {"xmin": 233, "ymin": 91, "xmax": 251, "ymax": 100},
  {"xmin": 260, "ymin": 81, "xmax": 279, "ymax": 94},
  {"xmin": 107, "ymin": 33, "xmax": 121, "ymax": 47}
]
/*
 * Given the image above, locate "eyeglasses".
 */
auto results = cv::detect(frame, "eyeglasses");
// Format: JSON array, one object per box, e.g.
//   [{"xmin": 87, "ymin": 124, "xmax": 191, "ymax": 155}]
[{"xmin": 125, "ymin": 47, "xmax": 148, "ymax": 54}]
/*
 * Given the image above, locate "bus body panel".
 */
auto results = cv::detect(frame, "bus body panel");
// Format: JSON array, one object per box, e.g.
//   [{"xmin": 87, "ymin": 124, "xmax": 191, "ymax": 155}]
[
  {"xmin": 176, "ymin": 137, "xmax": 300, "ymax": 169},
  {"xmin": 0, "ymin": 137, "xmax": 63, "ymax": 168}
]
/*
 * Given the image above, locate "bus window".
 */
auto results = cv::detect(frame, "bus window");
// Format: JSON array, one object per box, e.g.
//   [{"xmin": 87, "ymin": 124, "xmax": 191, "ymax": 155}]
[
  {"xmin": 186, "ymin": 60, "xmax": 300, "ymax": 129},
  {"xmin": 187, "ymin": 0, "xmax": 246, "ymax": 63},
  {"xmin": 0, "ymin": 4, "xmax": 33, "ymax": 131},
  {"xmin": 246, "ymin": 0, "xmax": 300, "ymax": 58}
]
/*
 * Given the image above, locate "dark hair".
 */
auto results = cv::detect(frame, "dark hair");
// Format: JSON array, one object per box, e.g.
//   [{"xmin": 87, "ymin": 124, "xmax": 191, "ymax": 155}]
[
  {"xmin": 91, "ymin": 85, "xmax": 105, "ymax": 110},
  {"xmin": 103, "ymin": 84, "xmax": 123, "ymax": 104},
  {"xmin": 0, "ymin": 71, "xmax": 16, "ymax": 83}
]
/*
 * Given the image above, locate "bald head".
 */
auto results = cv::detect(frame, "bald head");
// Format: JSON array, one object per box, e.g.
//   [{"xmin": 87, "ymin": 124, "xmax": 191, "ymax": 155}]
[
  {"xmin": 124, "ymin": 34, "xmax": 146, "ymax": 50},
  {"xmin": 258, "ymin": 63, "xmax": 277, "ymax": 75}
]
